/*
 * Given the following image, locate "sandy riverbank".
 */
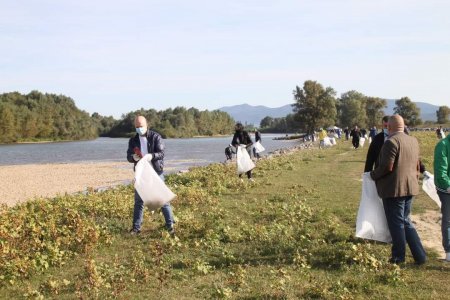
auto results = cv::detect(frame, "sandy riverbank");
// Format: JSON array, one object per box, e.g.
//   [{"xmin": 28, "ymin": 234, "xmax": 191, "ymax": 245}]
[{"xmin": 0, "ymin": 162, "xmax": 134, "ymax": 206}]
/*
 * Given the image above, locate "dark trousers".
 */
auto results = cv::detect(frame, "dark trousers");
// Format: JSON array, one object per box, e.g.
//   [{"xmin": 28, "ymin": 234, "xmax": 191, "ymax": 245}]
[
  {"xmin": 352, "ymin": 139, "xmax": 359, "ymax": 148},
  {"xmin": 382, "ymin": 196, "xmax": 426, "ymax": 263}
]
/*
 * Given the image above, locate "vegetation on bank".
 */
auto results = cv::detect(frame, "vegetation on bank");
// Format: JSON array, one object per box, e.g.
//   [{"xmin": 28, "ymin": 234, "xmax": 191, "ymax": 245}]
[
  {"xmin": 0, "ymin": 91, "xmax": 236, "ymax": 143},
  {"xmin": 0, "ymin": 132, "xmax": 448, "ymax": 299}
]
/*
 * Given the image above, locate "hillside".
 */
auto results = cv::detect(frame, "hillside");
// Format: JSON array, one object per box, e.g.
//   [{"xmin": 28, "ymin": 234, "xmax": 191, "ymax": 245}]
[
  {"xmin": 218, "ymin": 104, "xmax": 293, "ymax": 126},
  {"xmin": 219, "ymin": 100, "xmax": 439, "ymax": 126}
]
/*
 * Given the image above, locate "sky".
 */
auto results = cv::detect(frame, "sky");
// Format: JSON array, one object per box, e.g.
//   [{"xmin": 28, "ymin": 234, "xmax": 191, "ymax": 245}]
[{"xmin": 1, "ymin": 0, "xmax": 449, "ymax": 118}]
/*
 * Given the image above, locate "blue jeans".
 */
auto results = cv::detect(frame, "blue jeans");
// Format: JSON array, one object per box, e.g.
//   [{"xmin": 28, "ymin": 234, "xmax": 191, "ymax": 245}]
[
  {"xmin": 382, "ymin": 196, "xmax": 426, "ymax": 263},
  {"xmin": 132, "ymin": 174, "xmax": 174, "ymax": 231},
  {"xmin": 438, "ymin": 191, "xmax": 450, "ymax": 252}
]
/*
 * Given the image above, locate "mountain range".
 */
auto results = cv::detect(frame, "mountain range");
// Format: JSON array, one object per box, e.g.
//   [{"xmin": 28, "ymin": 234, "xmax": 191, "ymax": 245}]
[{"xmin": 218, "ymin": 100, "xmax": 439, "ymax": 127}]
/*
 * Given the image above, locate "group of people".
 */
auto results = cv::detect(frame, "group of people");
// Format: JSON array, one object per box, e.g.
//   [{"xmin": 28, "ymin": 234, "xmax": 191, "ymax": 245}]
[
  {"xmin": 225, "ymin": 125, "xmax": 262, "ymax": 162},
  {"xmin": 126, "ymin": 114, "xmax": 450, "ymax": 266},
  {"xmin": 126, "ymin": 117, "xmax": 262, "ymax": 235},
  {"xmin": 364, "ymin": 114, "xmax": 450, "ymax": 264}
]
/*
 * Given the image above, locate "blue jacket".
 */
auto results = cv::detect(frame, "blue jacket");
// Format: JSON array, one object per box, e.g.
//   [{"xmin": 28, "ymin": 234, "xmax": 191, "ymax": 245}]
[{"xmin": 127, "ymin": 130, "xmax": 165, "ymax": 175}]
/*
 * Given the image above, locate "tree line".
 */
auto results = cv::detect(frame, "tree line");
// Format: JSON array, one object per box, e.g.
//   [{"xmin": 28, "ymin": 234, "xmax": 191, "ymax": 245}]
[
  {"xmin": 259, "ymin": 80, "xmax": 449, "ymax": 133},
  {"xmin": 108, "ymin": 107, "xmax": 235, "ymax": 138},
  {"xmin": 0, "ymin": 91, "xmax": 236, "ymax": 143},
  {"xmin": 0, "ymin": 91, "xmax": 99, "ymax": 143}
]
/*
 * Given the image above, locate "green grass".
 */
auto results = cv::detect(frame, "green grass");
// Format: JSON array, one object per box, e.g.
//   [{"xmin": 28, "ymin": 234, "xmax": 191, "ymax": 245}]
[{"xmin": 1, "ymin": 132, "xmax": 449, "ymax": 299}]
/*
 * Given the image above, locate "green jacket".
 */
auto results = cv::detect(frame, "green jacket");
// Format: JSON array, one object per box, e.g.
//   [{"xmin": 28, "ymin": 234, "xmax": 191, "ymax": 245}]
[{"xmin": 434, "ymin": 134, "xmax": 450, "ymax": 192}]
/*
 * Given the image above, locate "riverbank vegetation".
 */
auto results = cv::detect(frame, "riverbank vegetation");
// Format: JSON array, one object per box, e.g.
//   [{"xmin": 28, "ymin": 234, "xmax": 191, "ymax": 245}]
[
  {"xmin": 0, "ymin": 132, "xmax": 448, "ymax": 299},
  {"xmin": 0, "ymin": 91, "xmax": 236, "ymax": 143}
]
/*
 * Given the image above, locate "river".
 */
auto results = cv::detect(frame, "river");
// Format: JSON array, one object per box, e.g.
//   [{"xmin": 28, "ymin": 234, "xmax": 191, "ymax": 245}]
[{"xmin": 0, "ymin": 134, "xmax": 300, "ymax": 172}]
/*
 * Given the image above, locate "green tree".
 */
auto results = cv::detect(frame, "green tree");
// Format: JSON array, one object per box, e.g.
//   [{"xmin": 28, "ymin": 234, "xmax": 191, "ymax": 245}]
[
  {"xmin": 260, "ymin": 116, "xmax": 274, "ymax": 128},
  {"xmin": 436, "ymin": 106, "xmax": 450, "ymax": 124},
  {"xmin": 338, "ymin": 90, "xmax": 367, "ymax": 128},
  {"xmin": 394, "ymin": 97, "xmax": 422, "ymax": 126},
  {"xmin": 365, "ymin": 97, "xmax": 387, "ymax": 128},
  {"xmin": 0, "ymin": 104, "xmax": 16, "ymax": 143},
  {"xmin": 292, "ymin": 80, "xmax": 337, "ymax": 134}
]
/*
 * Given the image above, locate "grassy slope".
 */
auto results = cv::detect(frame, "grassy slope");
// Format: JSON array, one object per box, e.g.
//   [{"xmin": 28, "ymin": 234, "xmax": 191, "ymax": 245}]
[{"xmin": 1, "ymin": 132, "xmax": 449, "ymax": 299}]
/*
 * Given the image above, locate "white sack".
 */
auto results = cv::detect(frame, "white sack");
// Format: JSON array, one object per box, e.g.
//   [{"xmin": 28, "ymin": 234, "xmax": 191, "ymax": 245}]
[
  {"xmin": 329, "ymin": 137, "xmax": 336, "ymax": 145},
  {"xmin": 323, "ymin": 137, "xmax": 333, "ymax": 147},
  {"xmin": 355, "ymin": 173, "xmax": 392, "ymax": 243},
  {"xmin": 134, "ymin": 157, "xmax": 176, "ymax": 211},
  {"xmin": 236, "ymin": 146, "xmax": 255, "ymax": 174},
  {"xmin": 253, "ymin": 141, "xmax": 265, "ymax": 153},
  {"xmin": 359, "ymin": 137, "xmax": 366, "ymax": 148},
  {"xmin": 422, "ymin": 173, "xmax": 441, "ymax": 208},
  {"xmin": 368, "ymin": 137, "xmax": 372, "ymax": 144}
]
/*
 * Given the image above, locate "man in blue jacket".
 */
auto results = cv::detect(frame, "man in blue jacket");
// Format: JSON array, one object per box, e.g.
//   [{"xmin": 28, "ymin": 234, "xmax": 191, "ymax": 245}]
[{"xmin": 127, "ymin": 115, "xmax": 175, "ymax": 235}]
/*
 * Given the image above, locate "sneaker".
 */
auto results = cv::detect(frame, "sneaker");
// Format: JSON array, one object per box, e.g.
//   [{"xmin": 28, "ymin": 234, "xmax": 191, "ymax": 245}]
[
  {"xmin": 248, "ymin": 178, "xmax": 255, "ymax": 182},
  {"xmin": 168, "ymin": 227, "xmax": 176, "ymax": 237},
  {"xmin": 445, "ymin": 253, "xmax": 450, "ymax": 262},
  {"xmin": 129, "ymin": 228, "xmax": 141, "ymax": 235}
]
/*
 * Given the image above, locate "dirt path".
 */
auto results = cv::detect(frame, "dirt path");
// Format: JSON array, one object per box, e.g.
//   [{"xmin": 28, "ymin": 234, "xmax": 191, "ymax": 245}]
[
  {"xmin": 412, "ymin": 210, "xmax": 444, "ymax": 258},
  {"xmin": 0, "ymin": 162, "xmax": 134, "ymax": 207}
]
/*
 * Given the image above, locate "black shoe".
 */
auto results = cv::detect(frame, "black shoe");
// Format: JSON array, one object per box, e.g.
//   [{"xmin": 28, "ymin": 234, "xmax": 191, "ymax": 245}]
[
  {"xmin": 129, "ymin": 228, "xmax": 141, "ymax": 235},
  {"xmin": 388, "ymin": 258, "xmax": 404, "ymax": 264}
]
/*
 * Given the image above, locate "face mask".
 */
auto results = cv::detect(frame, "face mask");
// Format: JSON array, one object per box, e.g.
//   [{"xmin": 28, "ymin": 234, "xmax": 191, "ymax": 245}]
[
  {"xmin": 136, "ymin": 127, "xmax": 147, "ymax": 136},
  {"xmin": 383, "ymin": 128, "xmax": 389, "ymax": 136}
]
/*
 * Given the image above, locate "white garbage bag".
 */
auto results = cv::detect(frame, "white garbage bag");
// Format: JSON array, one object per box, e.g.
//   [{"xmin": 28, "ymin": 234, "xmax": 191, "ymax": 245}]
[
  {"xmin": 422, "ymin": 173, "xmax": 441, "ymax": 208},
  {"xmin": 355, "ymin": 173, "xmax": 392, "ymax": 243},
  {"xmin": 323, "ymin": 137, "xmax": 332, "ymax": 147},
  {"xmin": 253, "ymin": 141, "xmax": 265, "ymax": 153},
  {"xmin": 236, "ymin": 146, "xmax": 255, "ymax": 174},
  {"xmin": 359, "ymin": 137, "xmax": 366, "ymax": 148},
  {"xmin": 329, "ymin": 137, "xmax": 336, "ymax": 145},
  {"xmin": 134, "ymin": 156, "xmax": 176, "ymax": 211}
]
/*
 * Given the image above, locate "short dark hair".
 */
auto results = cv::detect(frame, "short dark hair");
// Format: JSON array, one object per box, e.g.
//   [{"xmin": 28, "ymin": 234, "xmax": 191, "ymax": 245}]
[{"xmin": 382, "ymin": 116, "xmax": 389, "ymax": 123}]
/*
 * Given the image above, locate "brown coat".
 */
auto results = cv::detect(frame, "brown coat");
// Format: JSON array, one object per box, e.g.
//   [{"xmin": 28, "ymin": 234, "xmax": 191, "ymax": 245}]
[{"xmin": 370, "ymin": 132, "xmax": 420, "ymax": 199}]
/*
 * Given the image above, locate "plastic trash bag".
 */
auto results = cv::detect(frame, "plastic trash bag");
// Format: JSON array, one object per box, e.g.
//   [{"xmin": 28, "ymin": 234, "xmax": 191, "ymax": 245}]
[
  {"xmin": 359, "ymin": 137, "xmax": 366, "ymax": 148},
  {"xmin": 134, "ymin": 157, "xmax": 176, "ymax": 211},
  {"xmin": 329, "ymin": 137, "xmax": 336, "ymax": 145},
  {"xmin": 253, "ymin": 141, "xmax": 265, "ymax": 153},
  {"xmin": 236, "ymin": 146, "xmax": 255, "ymax": 174},
  {"xmin": 355, "ymin": 173, "xmax": 392, "ymax": 243},
  {"xmin": 422, "ymin": 173, "xmax": 441, "ymax": 208},
  {"xmin": 323, "ymin": 137, "xmax": 333, "ymax": 147}
]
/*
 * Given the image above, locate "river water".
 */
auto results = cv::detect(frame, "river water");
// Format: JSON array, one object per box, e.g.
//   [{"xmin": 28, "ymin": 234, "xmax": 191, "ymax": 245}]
[{"xmin": 0, "ymin": 134, "xmax": 300, "ymax": 172}]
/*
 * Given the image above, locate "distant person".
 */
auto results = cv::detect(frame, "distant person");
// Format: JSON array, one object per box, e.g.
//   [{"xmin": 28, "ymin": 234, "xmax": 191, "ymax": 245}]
[
  {"xmin": 350, "ymin": 126, "xmax": 361, "ymax": 149},
  {"xmin": 434, "ymin": 130, "xmax": 450, "ymax": 262},
  {"xmin": 318, "ymin": 128, "xmax": 327, "ymax": 149},
  {"xmin": 232, "ymin": 122, "xmax": 254, "ymax": 181},
  {"xmin": 360, "ymin": 128, "xmax": 367, "ymax": 138},
  {"xmin": 253, "ymin": 129, "xmax": 262, "ymax": 159},
  {"xmin": 127, "ymin": 116, "xmax": 175, "ymax": 236},
  {"xmin": 344, "ymin": 127, "xmax": 350, "ymax": 141},
  {"xmin": 225, "ymin": 144, "xmax": 235, "ymax": 161},
  {"xmin": 369, "ymin": 126, "xmax": 377, "ymax": 142},
  {"xmin": 437, "ymin": 126, "xmax": 445, "ymax": 139},
  {"xmin": 370, "ymin": 115, "xmax": 426, "ymax": 265}
]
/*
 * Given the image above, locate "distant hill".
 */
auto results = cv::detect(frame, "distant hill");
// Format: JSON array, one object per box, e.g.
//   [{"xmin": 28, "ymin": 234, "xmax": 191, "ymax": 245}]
[
  {"xmin": 218, "ymin": 104, "xmax": 294, "ymax": 127},
  {"xmin": 385, "ymin": 99, "xmax": 438, "ymax": 121},
  {"xmin": 219, "ymin": 100, "xmax": 439, "ymax": 127}
]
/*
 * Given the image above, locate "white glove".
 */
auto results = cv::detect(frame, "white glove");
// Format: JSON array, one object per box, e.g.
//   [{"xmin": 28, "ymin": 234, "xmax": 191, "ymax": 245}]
[
  {"xmin": 143, "ymin": 153, "xmax": 153, "ymax": 162},
  {"xmin": 132, "ymin": 154, "xmax": 141, "ymax": 162},
  {"xmin": 423, "ymin": 171, "xmax": 432, "ymax": 179}
]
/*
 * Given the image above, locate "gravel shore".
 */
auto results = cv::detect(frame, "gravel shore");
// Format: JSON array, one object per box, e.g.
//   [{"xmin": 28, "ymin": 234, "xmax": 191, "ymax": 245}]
[{"xmin": 0, "ymin": 162, "xmax": 134, "ymax": 206}]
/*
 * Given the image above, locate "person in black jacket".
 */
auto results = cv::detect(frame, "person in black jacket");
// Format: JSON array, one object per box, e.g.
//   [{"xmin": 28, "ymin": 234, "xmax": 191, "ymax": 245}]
[
  {"xmin": 350, "ymin": 126, "xmax": 361, "ymax": 149},
  {"xmin": 252, "ymin": 129, "xmax": 262, "ymax": 159},
  {"xmin": 232, "ymin": 122, "xmax": 254, "ymax": 181},
  {"xmin": 127, "ymin": 115, "xmax": 175, "ymax": 235},
  {"xmin": 364, "ymin": 116, "xmax": 389, "ymax": 172}
]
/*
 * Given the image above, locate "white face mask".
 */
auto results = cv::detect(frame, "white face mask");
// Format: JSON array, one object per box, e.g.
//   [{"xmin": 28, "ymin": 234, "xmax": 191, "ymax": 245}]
[
  {"xmin": 383, "ymin": 128, "xmax": 389, "ymax": 136},
  {"xmin": 136, "ymin": 127, "xmax": 147, "ymax": 136}
]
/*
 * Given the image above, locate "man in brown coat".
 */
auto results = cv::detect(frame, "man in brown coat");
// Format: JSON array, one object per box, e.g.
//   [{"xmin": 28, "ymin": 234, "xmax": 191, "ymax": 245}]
[{"xmin": 370, "ymin": 115, "xmax": 426, "ymax": 264}]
